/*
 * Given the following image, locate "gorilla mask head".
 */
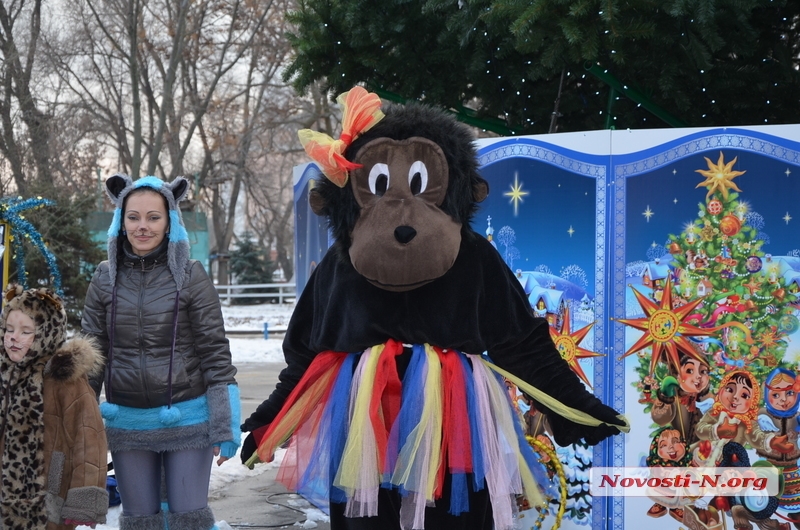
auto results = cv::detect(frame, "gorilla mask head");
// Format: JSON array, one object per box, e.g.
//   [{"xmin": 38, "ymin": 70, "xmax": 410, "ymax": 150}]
[{"xmin": 304, "ymin": 92, "xmax": 488, "ymax": 292}]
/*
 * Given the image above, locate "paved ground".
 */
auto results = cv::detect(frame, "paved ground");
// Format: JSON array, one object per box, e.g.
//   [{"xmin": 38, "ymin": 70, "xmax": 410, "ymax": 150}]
[{"xmin": 209, "ymin": 362, "xmax": 332, "ymax": 529}]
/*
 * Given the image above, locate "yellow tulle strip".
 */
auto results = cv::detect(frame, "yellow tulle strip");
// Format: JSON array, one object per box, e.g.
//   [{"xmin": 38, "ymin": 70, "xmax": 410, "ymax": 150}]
[
  {"xmin": 297, "ymin": 86, "xmax": 384, "ymax": 187},
  {"xmin": 390, "ymin": 345, "xmax": 443, "ymax": 501},
  {"xmin": 480, "ymin": 358, "xmax": 630, "ymax": 433},
  {"xmin": 334, "ymin": 344, "xmax": 385, "ymax": 495},
  {"xmin": 423, "ymin": 344, "xmax": 444, "ymax": 499},
  {"xmin": 517, "ymin": 447, "xmax": 546, "ymax": 509}
]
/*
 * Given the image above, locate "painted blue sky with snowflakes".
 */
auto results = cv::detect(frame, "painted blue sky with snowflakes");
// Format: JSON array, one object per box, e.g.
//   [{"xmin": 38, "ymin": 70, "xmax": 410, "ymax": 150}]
[
  {"xmin": 472, "ymin": 142, "xmax": 800, "ymax": 301},
  {"xmin": 625, "ymin": 149, "xmax": 800, "ymax": 263},
  {"xmin": 475, "ymin": 157, "xmax": 598, "ymax": 293}
]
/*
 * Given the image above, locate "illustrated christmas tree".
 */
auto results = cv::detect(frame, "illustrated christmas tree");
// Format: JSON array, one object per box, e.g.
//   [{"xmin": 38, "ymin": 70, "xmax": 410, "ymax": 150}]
[{"xmin": 620, "ymin": 152, "xmax": 799, "ymax": 395}]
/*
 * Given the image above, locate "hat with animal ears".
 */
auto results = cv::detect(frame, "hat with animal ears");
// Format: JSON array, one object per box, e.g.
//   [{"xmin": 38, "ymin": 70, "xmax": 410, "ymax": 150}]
[
  {"xmin": 1, "ymin": 283, "xmax": 68, "ymax": 362},
  {"xmin": 105, "ymin": 174, "xmax": 191, "ymax": 288}
]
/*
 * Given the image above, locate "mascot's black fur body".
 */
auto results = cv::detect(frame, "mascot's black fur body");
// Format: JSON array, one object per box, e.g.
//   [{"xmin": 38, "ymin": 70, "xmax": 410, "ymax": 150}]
[{"xmin": 243, "ymin": 98, "xmax": 626, "ymax": 530}]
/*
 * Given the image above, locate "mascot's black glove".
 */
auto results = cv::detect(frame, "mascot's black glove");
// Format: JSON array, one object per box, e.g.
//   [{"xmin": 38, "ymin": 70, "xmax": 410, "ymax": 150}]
[
  {"xmin": 512, "ymin": 320, "xmax": 627, "ymax": 447},
  {"xmin": 239, "ymin": 424, "xmax": 270, "ymax": 465},
  {"xmin": 542, "ymin": 397, "xmax": 626, "ymax": 447}
]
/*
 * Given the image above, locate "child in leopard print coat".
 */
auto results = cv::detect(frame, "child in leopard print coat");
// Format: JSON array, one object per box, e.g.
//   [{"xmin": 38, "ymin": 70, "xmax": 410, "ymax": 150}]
[{"xmin": 0, "ymin": 285, "xmax": 109, "ymax": 529}]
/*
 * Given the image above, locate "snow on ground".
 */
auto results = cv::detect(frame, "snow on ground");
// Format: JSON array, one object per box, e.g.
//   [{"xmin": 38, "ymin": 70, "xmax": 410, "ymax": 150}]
[
  {"xmin": 221, "ymin": 301, "xmax": 295, "ymax": 332},
  {"xmin": 223, "ymin": 301, "xmax": 296, "ymax": 363},
  {"xmin": 79, "ymin": 302, "xmax": 307, "ymax": 530}
]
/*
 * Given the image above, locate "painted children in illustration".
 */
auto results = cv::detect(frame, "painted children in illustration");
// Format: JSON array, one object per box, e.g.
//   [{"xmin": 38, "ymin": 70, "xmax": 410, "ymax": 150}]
[
  {"xmin": 756, "ymin": 368, "xmax": 800, "ymax": 528},
  {"xmin": 695, "ymin": 370, "xmax": 793, "ymax": 460},
  {"xmin": 651, "ymin": 349, "xmax": 713, "ymax": 447},
  {"xmin": 646, "ymin": 427, "xmax": 693, "ymax": 522}
]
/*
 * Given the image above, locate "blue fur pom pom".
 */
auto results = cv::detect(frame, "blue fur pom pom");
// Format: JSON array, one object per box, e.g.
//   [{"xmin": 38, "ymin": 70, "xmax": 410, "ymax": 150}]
[
  {"xmin": 159, "ymin": 405, "xmax": 182, "ymax": 425},
  {"xmin": 100, "ymin": 402, "xmax": 119, "ymax": 420}
]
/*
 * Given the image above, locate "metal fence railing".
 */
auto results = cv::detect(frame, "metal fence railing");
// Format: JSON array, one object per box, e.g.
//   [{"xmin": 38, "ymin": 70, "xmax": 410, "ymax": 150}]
[{"xmin": 214, "ymin": 283, "xmax": 296, "ymax": 305}]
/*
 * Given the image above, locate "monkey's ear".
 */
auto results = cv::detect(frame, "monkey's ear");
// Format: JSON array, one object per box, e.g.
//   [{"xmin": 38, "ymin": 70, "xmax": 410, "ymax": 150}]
[
  {"xmin": 309, "ymin": 188, "xmax": 326, "ymax": 216},
  {"xmin": 473, "ymin": 177, "xmax": 489, "ymax": 203}
]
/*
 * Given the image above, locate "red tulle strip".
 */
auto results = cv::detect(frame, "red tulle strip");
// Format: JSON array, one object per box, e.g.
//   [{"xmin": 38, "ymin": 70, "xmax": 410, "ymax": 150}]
[
  {"xmin": 369, "ymin": 339, "xmax": 403, "ymax": 472},
  {"xmin": 256, "ymin": 352, "xmax": 346, "ymax": 464},
  {"xmin": 434, "ymin": 347, "xmax": 473, "ymax": 498}
]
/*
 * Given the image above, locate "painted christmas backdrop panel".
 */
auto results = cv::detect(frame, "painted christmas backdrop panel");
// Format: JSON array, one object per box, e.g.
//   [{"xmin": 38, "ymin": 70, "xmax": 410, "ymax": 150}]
[
  {"xmin": 616, "ymin": 138, "xmax": 800, "ymax": 530},
  {"xmin": 477, "ymin": 141, "xmax": 608, "ymax": 529},
  {"xmin": 293, "ymin": 163, "xmax": 330, "ymax": 294}
]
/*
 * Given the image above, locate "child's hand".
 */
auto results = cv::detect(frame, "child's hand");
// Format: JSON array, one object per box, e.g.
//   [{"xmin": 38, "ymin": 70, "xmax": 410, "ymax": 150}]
[
  {"xmin": 659, "ymin": 376, "xmax": 679, "ymax": 398},
  {"xmin": 770, "ymin": 434, "xmax": 794, "ymax": 454}
]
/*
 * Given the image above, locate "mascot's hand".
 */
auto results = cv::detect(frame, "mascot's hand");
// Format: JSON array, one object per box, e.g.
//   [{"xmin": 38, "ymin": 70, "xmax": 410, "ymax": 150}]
[
  {"xmin": 659, "ymin": 376, "xmax": 679, "ymax": 398},
  {"xmin": 240, "ymin": 424, "xmax": 270, "ymax": 465},
  {"xmin": 546, "ymin": 398, "xmax": 626, "ymax": 447}
]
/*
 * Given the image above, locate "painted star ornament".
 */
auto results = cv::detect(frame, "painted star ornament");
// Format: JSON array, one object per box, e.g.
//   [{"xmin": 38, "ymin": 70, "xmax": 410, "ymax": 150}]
[
  {"xmin": 549, "ymin": 307, "xmax": 603, "ymax": 388},
  {"xmin": 695, "ymin": 152, "xmax": 745, "ymax": 201},
  {"xmin": 504, "ymin": 173, "xmax": 529, "ymax": 217},
  {"xmin": 613, "ymin": 277, "xmax": 723, "ymax": 374}
]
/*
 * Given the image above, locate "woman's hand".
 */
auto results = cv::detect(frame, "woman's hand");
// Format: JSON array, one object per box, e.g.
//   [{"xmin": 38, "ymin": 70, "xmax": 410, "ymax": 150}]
[{"xmin": 213, "ymin": 445, "xmax": 229, "ymax": 466}]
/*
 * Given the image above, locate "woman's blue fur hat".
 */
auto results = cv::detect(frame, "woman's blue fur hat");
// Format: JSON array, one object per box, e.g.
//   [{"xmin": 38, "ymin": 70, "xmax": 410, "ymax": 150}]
[{"xmin": 105, "ymin": 174, "xmax": 191, "ymax": 288}]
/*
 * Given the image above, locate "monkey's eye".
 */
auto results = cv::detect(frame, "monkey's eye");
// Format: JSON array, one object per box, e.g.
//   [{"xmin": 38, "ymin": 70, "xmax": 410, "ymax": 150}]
[
  {"xmin": 368, "ymin": 163, "xmax": 390, "ymax": 196},
  {"xmin": 408, "ymin": 161, "xmax": 428, "ymax": 195}
]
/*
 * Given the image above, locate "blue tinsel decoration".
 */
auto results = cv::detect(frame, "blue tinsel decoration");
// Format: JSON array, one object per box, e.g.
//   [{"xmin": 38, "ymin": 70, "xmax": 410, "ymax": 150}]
[{"xmin": 0, "ymin": 196, "xmax": 63, "ymax": 296}]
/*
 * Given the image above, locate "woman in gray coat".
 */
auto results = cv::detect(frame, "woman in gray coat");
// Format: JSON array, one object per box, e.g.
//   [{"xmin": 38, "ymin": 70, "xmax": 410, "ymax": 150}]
[{"xmin": 81, "ymin": 174, "xmax": 239, "ymax": 530}]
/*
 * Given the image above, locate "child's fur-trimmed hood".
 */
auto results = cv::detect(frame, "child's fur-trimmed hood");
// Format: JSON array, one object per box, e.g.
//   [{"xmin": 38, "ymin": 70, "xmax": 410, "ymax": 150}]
[{"xmin": 45, "ymin": 335, "xmax": 104, "ymax": 382}]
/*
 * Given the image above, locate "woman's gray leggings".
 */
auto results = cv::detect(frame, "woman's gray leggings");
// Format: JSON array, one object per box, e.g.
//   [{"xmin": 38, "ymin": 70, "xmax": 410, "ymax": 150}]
[{"xmin": 112, "ymin": 446, "xmax": 214, "ymax": 515}]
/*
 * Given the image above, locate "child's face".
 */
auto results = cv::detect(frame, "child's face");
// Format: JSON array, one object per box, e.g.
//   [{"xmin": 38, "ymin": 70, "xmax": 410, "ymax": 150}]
[
  {"xmin": 768, "ymin": 380, "xmax": 798, "ymax": 411},
  {"xmin": 679, "ymin": 359, "xmax": 710, "ymax": 394},
  {"xmin": 657, "ymin": 430, "xmax": 686, "ymax": 462},
  {"xmin": 719, "ymin": 378, "xmax": 753, "ymax": 414},
  {"xmin": 4, "ymin": 310, "xmax": 35, "ymax": 363}
]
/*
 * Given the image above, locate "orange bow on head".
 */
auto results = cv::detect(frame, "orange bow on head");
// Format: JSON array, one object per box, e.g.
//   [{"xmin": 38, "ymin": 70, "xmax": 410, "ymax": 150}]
[{"xmin": 297, "ymin": 86, "xmax": 385, "ymax": 187}]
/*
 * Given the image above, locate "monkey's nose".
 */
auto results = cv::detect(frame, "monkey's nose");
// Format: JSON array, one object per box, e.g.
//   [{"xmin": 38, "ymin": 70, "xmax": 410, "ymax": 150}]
[{"xmin": 394, "ymin": 226, "xmax": 417, "ymax": 244}]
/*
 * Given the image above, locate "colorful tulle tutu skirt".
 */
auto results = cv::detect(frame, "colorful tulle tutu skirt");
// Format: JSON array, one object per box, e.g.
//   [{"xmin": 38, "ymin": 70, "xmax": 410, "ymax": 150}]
[{"xmin": 253, "ymin": 339, "xmax": 556, "ymax": 530}]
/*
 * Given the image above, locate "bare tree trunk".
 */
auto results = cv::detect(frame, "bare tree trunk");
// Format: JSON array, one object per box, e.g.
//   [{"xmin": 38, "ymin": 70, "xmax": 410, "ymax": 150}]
[
  {"xmin": 128, "ymin": 0, "xmax": 143, "ymax": 178},
  {"xmin": 0, "ymin": 81, "xmax": 27, "ymax": 194},
  {"xmin": 146, "ymin": 0, "xmax": 189, "ymax": 177},
  {"xmin": 0, "ymin": 0, "xmax": 53, "ymax": 188},
  {"xmin": 273, "ymin": 203, "xmax": 294, "ymax": 280}
]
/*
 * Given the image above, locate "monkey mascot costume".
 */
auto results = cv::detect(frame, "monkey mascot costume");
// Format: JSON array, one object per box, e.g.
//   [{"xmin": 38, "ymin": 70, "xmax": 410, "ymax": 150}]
[{"xmin": 240, "ymin": 87, "xmax": 629, "ymax": 530}]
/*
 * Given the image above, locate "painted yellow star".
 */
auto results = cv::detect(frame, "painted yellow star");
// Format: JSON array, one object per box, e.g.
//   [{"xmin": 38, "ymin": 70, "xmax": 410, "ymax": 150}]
[
  {"xmin": 504, "ymin": 173, "xmax": 529, "ymax": 216},
  {"xmin": 759, "ymin": 329, "xmax": 779, "ymax": 350},
  {"xmin": 695, "ymin": 152, "xmax": 745, "ymax": 201},
  {"xmin": 549, "ymin": 307, "xmax": 604, "ymax": 388},
  {"xmin": 612, "ymin": 277, "xmax": 715, "ymax": 374}
]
